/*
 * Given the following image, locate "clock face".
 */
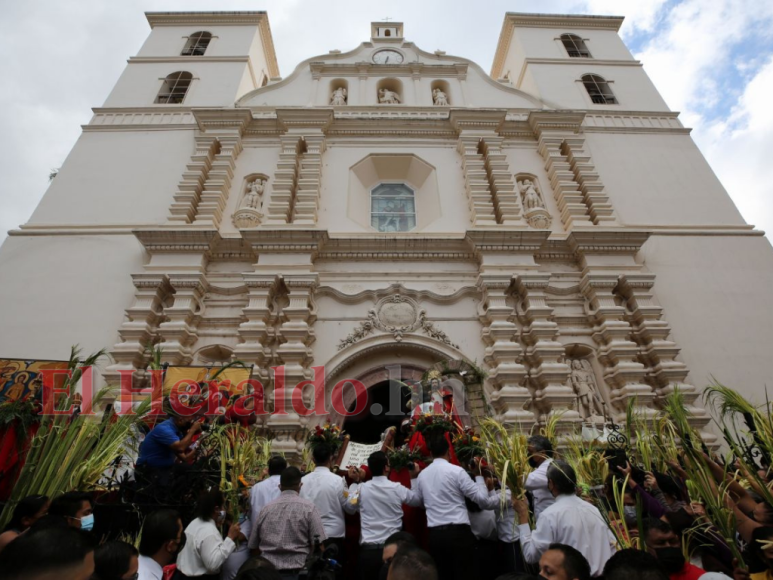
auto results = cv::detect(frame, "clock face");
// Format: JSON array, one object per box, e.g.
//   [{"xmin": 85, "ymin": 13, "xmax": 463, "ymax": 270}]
[{"xmin": 373, "ymin": 50, "xmax": 404, "ymax": 65}]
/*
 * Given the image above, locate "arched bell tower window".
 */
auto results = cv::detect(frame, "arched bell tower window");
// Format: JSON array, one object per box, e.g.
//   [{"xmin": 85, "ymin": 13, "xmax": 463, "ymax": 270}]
[
  {"xmin": 561, "ymin": 33, "xmax": 592, "ymax": 58},
  {"xmin": 182, "ymin": 31, "xmax": 212, "ymax": 56},
  {"xmin": 371, "ymin": 183, "xmax": 416, "ymax": 232},
  {"xmin": 155, "ymin": 71, "xmax": 193, "ymax": 104},
  {"xmin": 581, "ymin": 74, "xmax": 618, "ymax": 104}
]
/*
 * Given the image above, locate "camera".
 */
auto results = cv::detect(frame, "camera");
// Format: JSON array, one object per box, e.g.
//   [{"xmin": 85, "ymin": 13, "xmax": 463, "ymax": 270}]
[{"xmin": 300, "ymin": 536, "xmax": 341, "ymax": 580}]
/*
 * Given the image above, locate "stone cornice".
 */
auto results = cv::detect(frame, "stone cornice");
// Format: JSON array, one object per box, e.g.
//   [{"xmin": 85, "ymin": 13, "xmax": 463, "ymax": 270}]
[
  {"xmin": 523, "ymin": 57, "xmax": 642, "ymax": 68},
  {"xmin": 316, "ymin": 282, "xmax": 478, "ymax": 305},
  {"xmin": 466, "ymin": 229, "xmax": 551, "ymax": 252},
  {"xmin": 567, "ymin": 229, "xmax": 651, "ymax": 255},
  {"xmin": 241, "ymin": 228, "xmax": 328, "ymax": 254},
  {"xmin": 146, "ymin": 11, "xmax": 269, "ymax": 27},
  {"xmin": 275, "ymin": 108, "xmax": 334, "ymax": 132},
  {"xmin": 192, "ymin": 108, "xmax": 253, "ymax": 133},
  {"xmin": 132, "ymin": 228, "xmax": 220, "ymax": 254},
  {"xmin": 528, "ymin": 110, "xmax": 586, "ymax": 135},
  {"xmin": 128, "ymin": 56, "xmax": 250, "ymax": 64},
  {"xmin": 319, "ymin": 235, "xmax": 474, "ymax": 261},
  {"xmin": 491, "ymin": 12, "xmax": 624, "ymax": 78},
  {"xmin": 449, "ymin": 109, "xmax": 508, "ymax": 133},
  {"xmin": 308, "ymin": 61, "xmax": 468, "ymax": 78}
]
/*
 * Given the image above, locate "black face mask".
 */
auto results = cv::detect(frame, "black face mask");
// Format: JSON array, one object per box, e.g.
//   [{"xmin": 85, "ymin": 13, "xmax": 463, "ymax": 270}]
[
  {"xmin": 655, "ymin": 547, "xmax": 685, "ymax": 573},
  {"xmin": 528, "ymin": 457, "xmax": 540, "ymax": 469}
]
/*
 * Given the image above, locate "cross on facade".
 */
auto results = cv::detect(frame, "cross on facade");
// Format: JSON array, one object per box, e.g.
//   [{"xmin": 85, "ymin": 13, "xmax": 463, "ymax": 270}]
[{"xmin": 382, "ymin": 17, "xmax": 392, "ymax": 22}]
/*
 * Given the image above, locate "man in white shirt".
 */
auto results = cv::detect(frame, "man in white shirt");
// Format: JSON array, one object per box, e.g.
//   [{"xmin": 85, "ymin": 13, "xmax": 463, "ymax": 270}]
[
  {"xmin": 495, "ymin": 485, "xmax": 523, "ymax": 574},
  {"xmin": 248, "ymin": 455, "xmax": 287, "ymax": 548},
  {"xmin": 525, "ymin": 435, "xmax": 555, "ymax": 520},
  {"xmin": 300, "ymin": 444, "xmax": 353, "ymax": 570},
  {"xmin": 411, "ymin": 432, "xmax": 500, "ymax": 580},
  {"xmin": 137, "ymin": 509, "xmax": 184, "ymax": 580},
  {"xmin": 513, "ymin": 460, "xmax": 616, "ymax": 577},
  {"xmin": 347, "ymin": 450, "xmax": 422, "ymax": 580}
]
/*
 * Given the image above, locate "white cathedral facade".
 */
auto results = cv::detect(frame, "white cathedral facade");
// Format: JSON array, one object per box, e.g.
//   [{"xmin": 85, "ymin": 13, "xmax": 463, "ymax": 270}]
[{"xmin": 2, "ymin": 11, "xmax": 773, "ymax": 453}]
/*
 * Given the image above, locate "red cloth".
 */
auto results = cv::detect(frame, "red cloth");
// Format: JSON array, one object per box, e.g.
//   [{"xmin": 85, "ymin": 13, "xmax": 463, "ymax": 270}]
[
  {"xmin": 0, "ymin": 421, "xmax": 40, "ymax": 500},
  {"xmin": 670, "ymin": 563, "xmax": 705, "ymax": 580}
]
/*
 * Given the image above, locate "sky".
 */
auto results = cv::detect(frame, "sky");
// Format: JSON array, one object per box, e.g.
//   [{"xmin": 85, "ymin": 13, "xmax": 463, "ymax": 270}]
[{"xmin": 0, "ymin": 0, "xmax": 771, "ymax": 243}]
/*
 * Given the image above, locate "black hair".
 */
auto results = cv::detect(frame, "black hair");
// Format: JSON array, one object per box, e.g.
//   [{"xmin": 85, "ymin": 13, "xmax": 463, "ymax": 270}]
[
  {"xmin": 235, "ymin": 570, "xmax": 283, "ymax": 580},
  {"xmin": 0, "ymin": 527, "xmax": 95, "ymax": 580},
  {"xmin": 93, "ymin": 540, "xmax": 138, "ymax": 580},
  {"xmin": 603, "ymin": 548, "xmax": 669, "ymax": 580},
  {"xmin": 280, "ymin": 466, "xmax": 303, "ymax": 488},
  {"xmin": 388, "ymin": 546, "xmax": 438, "ymax": 580},
  {"xmin": 384, "ymin": 531, "xmax": 416, "ymax": 550},
  {"xmin": 546, "ymin": 460, "xmax": 577, "ymax": 495},
  {"xmin": 312, "ymin": 443, "xmax": 332, "ymax": 466},
  {"xmin": 750, "ymin": 526, "xmax": 773, "ymax": 560},
  {"xmin": 641, "ymin": 517, "xmax": 673, "ymax": 542},
  {"xmin": 548, "ymin": 543, "xmax": 591, "ymax": 580},
  {"xmin": 236, "ymin": 556, "xmax": 278, "ymax": 574},
  {"xmin": 267, "ymin": 455, "xmax": 288, "ymax": 476},
  {"xmin": 138, "ymin": 509, "xmax": 181, "ymax": 557},
  {"xmin": 528, "ymin": 435, "xmax": 554, "ymax": 458},
  {"xmin": 428, "ymin": 432, "xmax": 450, "ymax": 458},
  {"xmin": 27, "ymin": 514, "xmax": 69, "ymax": 534},
  {"xmin": 368, "ymin": 451, "xmax": 389, "ymax": 477},
  {"xmin": 494, "ymin": 575, "xmax": 542, "ymax": 580},
  {"xmin": 654, "ymin": 472, "xmax": 683, "ymax": 499},
  {"xmin": 3, "ymin": 494, "xmax": 49, "ymax": 532},
  {"xmin": 49, "ymin": 491, "xmax": 92, "ymax": 519},
  {"xmin": 195, "ymin": 488, "xmax": 224, "ymax": 521}
]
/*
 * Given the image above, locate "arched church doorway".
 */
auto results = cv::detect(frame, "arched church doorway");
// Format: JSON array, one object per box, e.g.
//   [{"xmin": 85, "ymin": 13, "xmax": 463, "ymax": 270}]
[{"xmin": 342, "ymin": 378, "xmax": 412, "ymax": 444}]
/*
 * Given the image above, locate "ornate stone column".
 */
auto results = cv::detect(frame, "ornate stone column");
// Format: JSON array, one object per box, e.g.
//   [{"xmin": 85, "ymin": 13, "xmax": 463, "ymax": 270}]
[
  {"xmin": 234, "ymin": 274, "xmax": 278, "ymax": 383},
  {"xmin": 515, "ymin": 273, "xmax": 577, "ymax": 426},
  {"xmin": 478, "ymin": 274, "xmax": 533, "ymax": 428},
  {"xmin": 158, "ymin": 274, "xmax": 208, "ymax": 365},
  {"xmin": 294, "ymin": 134, "xmax": 325, "ymax": 225},
  {"xmin": 529, "ymin": 112, "xmax": 594, "ymax": 229},
  {"xmin": 167, "ymin": 136, "xmax": 218, "ymax": 223},
  {"xmin": 265, "ymin": 135, "xmax": 302, "ymax": 225},
  {"xmin": 457, "ymin": 134, "xmax": 498, "ymax": 226},
  {"xmin": 562, "ymin": 136, "xmax": 617, "ymax": 225},
  {"xmin": 481, "ymin": 136, "xmax": 522, "ymax": 225},
  {"xmin": 104, "ymin": 273, "xmax": 171, "ymax": 386}
]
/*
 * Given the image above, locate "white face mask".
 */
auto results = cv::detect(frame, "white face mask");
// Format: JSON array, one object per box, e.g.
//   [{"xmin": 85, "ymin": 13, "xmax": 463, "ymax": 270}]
[{"xmin": 217, "ymin": 510, "xmax": 226, "ymax": 522}]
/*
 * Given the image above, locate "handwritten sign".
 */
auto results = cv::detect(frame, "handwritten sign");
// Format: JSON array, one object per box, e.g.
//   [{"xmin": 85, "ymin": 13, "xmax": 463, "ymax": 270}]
[{"xmin": 340, "ymin": 441, "xmax": 384, "ymax": 468}]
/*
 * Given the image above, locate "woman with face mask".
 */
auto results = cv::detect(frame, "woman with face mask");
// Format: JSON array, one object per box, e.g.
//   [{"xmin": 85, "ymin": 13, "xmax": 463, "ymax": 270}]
[{"xmin": 175, "ymin": 488, "xmax": 241, "ymax": 579}]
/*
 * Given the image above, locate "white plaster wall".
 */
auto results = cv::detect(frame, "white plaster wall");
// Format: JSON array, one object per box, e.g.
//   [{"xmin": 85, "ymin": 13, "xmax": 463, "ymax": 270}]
[
  {"xmin": 104, "ymin": 62, "xmax": 251, "ymax": 107},
  {"xmin": 510, "ymin": 27, "xmax": 635, "ymax": 61},
  {"xmin": 584, "ymin": 132, "xmax": 747, "ymax": 226},
  {"xmin": 0, "ymin": 234, "xmax": 144, "ymax": 363},
  {"xmin": 29, "ymin": 130, "xmax": 194, "ymax": 226},
  {"xmin": 641, "ymin": 235, "xmax": 773, "ymax": 401},
  {"xmin": 137, "ymin": 25, "xmax": 260, "ymax": 58}
]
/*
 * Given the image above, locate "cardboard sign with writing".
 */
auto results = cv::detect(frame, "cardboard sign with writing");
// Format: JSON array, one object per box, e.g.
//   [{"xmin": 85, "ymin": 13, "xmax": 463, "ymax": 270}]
[{"xmin": 340, "ymin": 441, "xmax": 385, "ymax": 468}]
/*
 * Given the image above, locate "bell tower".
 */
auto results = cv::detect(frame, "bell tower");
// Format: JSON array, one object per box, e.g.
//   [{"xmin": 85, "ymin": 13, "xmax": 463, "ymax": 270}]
[{"xmin": 371, "ymin": 20, "xmax": 404, "ymax": 42}]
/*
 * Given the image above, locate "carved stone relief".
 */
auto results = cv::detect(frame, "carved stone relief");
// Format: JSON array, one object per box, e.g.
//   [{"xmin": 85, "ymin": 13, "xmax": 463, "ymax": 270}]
[
  {"xmin": 517, "ymin": 175, "xmax": 552, "ymax": 229},
  {"xmin": 338, "ymin": 294, "xmax": 459, "ymax": 350},
  {"xmin": 568, "ymin": 358, "xmax": 605, "ymax": 422},
  {"xmin": 233, "ymin": 175, "xmax": 267, "ymax": 229},
  {"xmin": 330, "ymin": 87, "xmax": 348, "ymax": 106}
]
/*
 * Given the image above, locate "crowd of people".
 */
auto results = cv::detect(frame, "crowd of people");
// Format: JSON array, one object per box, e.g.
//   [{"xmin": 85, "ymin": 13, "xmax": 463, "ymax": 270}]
[{"xmin": 2, "ymin": 398, "xmax": 773, "ymax": 580}]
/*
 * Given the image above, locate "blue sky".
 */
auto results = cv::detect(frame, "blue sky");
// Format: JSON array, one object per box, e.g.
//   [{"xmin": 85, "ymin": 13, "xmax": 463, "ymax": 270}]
[{"xmin": 0, "ymin": 0, "xmax": 771, "ymax": 242}]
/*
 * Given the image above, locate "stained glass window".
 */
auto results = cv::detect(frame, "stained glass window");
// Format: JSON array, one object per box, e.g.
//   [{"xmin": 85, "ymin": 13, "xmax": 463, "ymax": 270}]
[{"xmin": 371, "ymin": 183, "xmax": 416, "ymax": 233}]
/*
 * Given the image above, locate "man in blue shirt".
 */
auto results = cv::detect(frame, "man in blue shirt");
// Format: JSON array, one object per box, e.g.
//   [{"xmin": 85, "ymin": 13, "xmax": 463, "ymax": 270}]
[{"xmin": 137, "ymin": 413, "xmax": 202, "ymax": 469}]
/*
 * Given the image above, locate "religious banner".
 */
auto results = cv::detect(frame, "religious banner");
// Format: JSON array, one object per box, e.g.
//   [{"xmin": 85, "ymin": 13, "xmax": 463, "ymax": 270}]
[
  {"xmin": 0, "ymin": 358, "xmax": 70, "ymax": 403},
  {"xmin": 162, "ymin": 366, "xmax": 253, "ymax": 398}
]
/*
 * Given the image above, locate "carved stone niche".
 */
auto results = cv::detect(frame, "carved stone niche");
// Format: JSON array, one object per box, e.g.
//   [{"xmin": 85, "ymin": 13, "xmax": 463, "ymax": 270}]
[
  {"xmin": 564, "ymin": 344, "xmax": 607, "ymax": 424},
  {"xmin": 233, "ymin": 173, "xmax": 268, "ymax": 229},
  {"xmin": 516, "ymin": 173, "xmax": 552, "ymax": 229}
]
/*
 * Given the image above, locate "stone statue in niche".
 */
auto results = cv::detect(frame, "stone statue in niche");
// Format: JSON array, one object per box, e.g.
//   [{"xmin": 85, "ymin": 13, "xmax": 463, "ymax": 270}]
[
  {"xmin": 330, "ymin": 87, "xmax": 348, "ymax": 106},
  {"xmin": 518, "ymin": 178, "xmax": 545, "ymax": 211},
  {"xmin": 242, "ymin": 177, "xmax": 265, "ymax": 210},
  {"xmin": 569, "ymin": 359, "xmax": 605, "ymax": 421},
  {"xmin": 378, "ymin": 88, "xmax": 401, "ymax": 104},
  {"xmin": 432, "ymin": 88, "xmax": 449, "ymax": 106},
  {"xmin": 517, "ymin": 176, "xmax": 552, "ymax": 229},
  {"xmin": 232, "ymin": 176, "xmax": 266, "ymax": 229}
]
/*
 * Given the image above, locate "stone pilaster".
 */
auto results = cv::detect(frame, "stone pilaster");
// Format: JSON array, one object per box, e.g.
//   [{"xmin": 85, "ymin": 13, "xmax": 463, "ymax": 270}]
[
  {"xmin": 563, "ymin": 136, "xmax": 617, "ymax": 225},
  {"xmin": 234, "ymin": 274, "xmax": 278, "ymax": 383},
  {"xmin": 104, "ymin": 273, "xmax": 171, "ymax": 386},
  {"xmin": 478, "ymin": 274, "xmax": 534, "ymax": 428},
  {"xmin": 580, "ymin": 272, "xmax": 654, "ymax": 415},
  {"xmin": 529, "ymin": 112, "xmax": 593, "ymax": 229},
  {"xmin": 481, "ymin": 136, "xmax": 522, "ymax": 225},
  {"xmin": 193, "ymin": 134, "xmax": 242, "ymax": 227},
  {"xmin": 293, "ymin": 134, "xmax": 326, "ymax": 225},
  {"xmin": 515, "ymin": 273, "xmax": 577, "ymax": 425},
  {"xmin": 157, "ymin": 274, "xmax": 208, "ymax": 365},
  {"xmin": 265, "ymin": 135, "xmax": 302, "ymax": 225},
  {"xmin": 457, "ymin": 135, "xmax": 498, "ymax": 226},
  {"xmin": 268, "ymin": 274, "xmax": 318, "ymax": 451},
  {"xmin": 167, "ymin": 136, "xmax": 218, "ymax": 223}
]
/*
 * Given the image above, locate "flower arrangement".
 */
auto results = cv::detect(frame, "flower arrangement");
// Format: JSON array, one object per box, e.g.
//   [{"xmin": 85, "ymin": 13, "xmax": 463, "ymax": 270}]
[
  {"xmin": 413, "ymin": 413, "xmax": 457, "ymax": 435},
  {"xmin": 453, "ymin": 427, "xmax": 484, "ymax": 464},
  {"xmin": 306, "ymin": 421, "xmax": 347, "ymax": 452},
  {"xmin": 388, "ymin": 444, "xmax": 423, "ymax": 471}
]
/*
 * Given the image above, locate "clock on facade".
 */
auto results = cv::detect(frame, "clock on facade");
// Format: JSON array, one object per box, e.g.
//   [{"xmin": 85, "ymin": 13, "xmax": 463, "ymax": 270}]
[{"xmin": 373, "ymin": 49, "xmax": 404, "ymax": 64}]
